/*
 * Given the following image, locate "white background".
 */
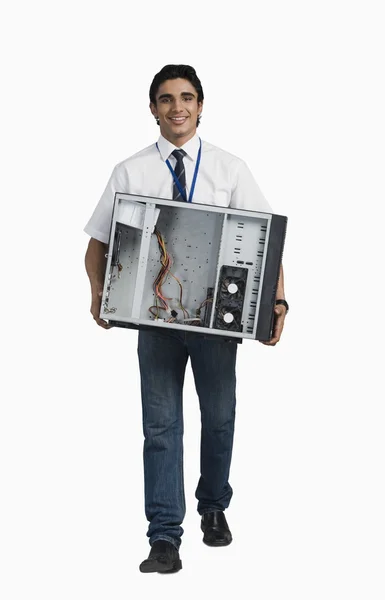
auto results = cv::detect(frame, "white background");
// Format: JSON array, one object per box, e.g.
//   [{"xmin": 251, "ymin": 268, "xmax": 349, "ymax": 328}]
[{"xmin": 1, "ymin": 1, "xmax": 384, "ymax": 598}]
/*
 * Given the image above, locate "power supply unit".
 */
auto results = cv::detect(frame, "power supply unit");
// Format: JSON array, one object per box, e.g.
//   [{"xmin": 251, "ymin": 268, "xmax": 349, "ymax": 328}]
[{"xmin": 100, "ymin": 193, "xmax": 287, "ymax": 342}]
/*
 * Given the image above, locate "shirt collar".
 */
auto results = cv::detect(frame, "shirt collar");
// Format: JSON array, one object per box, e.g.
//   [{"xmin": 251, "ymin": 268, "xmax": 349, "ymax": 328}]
[{"xmin": 156, "ymin": 133, "xmax": 200, "ymax": 162}]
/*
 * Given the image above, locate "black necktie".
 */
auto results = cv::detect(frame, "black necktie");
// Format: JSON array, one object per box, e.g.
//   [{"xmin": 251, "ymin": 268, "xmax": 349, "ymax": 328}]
[{"xmin": 171, "ymin": 149, "xmax": 187, "ymax": 201}]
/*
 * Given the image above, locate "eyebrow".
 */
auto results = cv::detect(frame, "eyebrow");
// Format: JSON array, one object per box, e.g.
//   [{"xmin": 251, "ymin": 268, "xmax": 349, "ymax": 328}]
[{"xmin": 157, "ymin": 91, "xmax": 196, "ymax": 100}]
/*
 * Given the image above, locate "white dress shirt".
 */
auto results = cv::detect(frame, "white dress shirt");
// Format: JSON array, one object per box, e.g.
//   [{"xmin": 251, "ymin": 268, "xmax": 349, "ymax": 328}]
[{"xmin": 84, "ymin": 133, "xmax": 272, "ymax": 244}]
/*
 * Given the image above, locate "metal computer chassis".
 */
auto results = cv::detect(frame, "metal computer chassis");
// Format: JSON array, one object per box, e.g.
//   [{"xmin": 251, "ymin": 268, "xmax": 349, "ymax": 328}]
[{"xmin": 100, "ymin": 193, "xmax": 287, "ymax": 342}]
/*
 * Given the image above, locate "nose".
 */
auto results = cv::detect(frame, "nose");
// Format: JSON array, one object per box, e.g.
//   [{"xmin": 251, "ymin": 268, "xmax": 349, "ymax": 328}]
[{"xmin": 172, "ymin": 98, "xmax": 184, "ymax": 112}]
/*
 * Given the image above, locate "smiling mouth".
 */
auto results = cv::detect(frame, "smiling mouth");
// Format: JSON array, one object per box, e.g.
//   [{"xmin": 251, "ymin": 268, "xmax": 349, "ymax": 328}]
[{"xmin": 169, "ymin": 116, "xmax": 188, "ymax": 124}]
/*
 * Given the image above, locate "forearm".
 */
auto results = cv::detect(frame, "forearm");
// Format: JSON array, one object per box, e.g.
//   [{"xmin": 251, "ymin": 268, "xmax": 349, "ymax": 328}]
[
  {"xmin": 85, "ymin": 238, "xmax": 108, "ymax": 291},
  {"xmin": 276, "ymin": 263, "xmax": 285, "ymax": 299}
]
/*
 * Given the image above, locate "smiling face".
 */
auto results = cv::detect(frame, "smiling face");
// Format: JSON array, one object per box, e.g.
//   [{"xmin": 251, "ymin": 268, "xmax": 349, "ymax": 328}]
[{"xmin": 150, "ymin": 78, "xmax": 203, "ymax": 146}]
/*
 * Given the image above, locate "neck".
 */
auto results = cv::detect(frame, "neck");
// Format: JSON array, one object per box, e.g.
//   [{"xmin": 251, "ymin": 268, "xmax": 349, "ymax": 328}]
[{"xmin": 161, "ymin": 129, "xmax": 197, "ymax": 147}]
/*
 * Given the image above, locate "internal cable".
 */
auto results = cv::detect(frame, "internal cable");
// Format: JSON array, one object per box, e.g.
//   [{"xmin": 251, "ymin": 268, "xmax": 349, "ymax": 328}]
[
  {"xmin": 149, "ymin": 228, "xmax": 213, "ymax": 325},
  {"xmin": 149, "ymin": 228, "xmax": 189, "ymax": 320}
]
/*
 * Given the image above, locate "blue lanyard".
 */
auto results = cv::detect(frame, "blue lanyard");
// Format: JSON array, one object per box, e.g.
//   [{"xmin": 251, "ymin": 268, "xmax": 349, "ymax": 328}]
[{"xmin": 156, "ymin": 137, "xmax": 202, "ymax": 203}]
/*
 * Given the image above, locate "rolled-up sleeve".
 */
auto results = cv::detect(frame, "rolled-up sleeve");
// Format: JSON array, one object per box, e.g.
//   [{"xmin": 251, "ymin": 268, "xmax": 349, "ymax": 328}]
[
  {"xmin": 84, "ymin": 163, "xmax": 128, "ymax": 243},
  {"xmin": 230, "ymin": 159, "xmax": 273, "ymax": 213}
]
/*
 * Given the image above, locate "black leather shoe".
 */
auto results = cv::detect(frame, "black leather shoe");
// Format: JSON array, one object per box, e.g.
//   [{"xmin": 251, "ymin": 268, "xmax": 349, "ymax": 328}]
[
  {"xmin": 139, "ymin": 540, "xmax": 182, "ymax": 574},
  {"xmin": 201, "ymin": 511, "xmax": 233, "ymax": 546}
]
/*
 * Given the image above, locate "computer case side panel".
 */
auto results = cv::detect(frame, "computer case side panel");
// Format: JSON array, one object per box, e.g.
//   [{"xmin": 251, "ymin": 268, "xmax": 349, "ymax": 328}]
[{"xmin": 255, "ymin": 214, "xmax": 288, "ymax": 341}]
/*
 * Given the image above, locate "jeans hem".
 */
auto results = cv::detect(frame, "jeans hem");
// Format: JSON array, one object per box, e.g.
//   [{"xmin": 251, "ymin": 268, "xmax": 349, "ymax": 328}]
[
  {"xmin": 150, "ymin": 534, "xmax": 181, "ymax": 550},
  {"xmin": 198, "ymin": 507, "xmax": 227, "ymax": 516}
]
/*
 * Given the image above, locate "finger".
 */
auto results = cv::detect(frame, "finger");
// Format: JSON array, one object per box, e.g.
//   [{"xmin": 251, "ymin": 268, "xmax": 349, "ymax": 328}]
[
  {"xmin": 93, "ymin": 316, "xmax": 112, "ymax": 329},
  {"xmin": 274, "ymin": 317, "xmax": 284, "ymax": 339},
  {"xmin": 260, "ymin": 339, "xmax": 277, "ymax": 346},
  {"xmin": 260, "ymin": 319, "xmax": 283, "ymax": 345}
]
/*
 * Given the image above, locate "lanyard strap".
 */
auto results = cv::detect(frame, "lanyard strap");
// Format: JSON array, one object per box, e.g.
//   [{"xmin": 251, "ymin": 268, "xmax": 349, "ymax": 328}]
[{"xmin": 156, "ymin": 137, "xmax": 202, "ymax": 203}]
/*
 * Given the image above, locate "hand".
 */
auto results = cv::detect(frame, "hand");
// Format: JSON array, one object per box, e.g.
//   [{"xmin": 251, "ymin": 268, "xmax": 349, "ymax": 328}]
[
  {"xmin": 90, "ymin": 285, "xmax": 112, "ymax": 330},
  {"xmin": 260, "ymin": 304, "xmax": 287, "ymax": 346}
]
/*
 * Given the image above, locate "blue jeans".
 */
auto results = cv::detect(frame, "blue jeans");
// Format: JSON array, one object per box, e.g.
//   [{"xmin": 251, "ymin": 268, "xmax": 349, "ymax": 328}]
[{"xmin": 137, "ymin": 327, "xmax": 238, "ymax": 550}]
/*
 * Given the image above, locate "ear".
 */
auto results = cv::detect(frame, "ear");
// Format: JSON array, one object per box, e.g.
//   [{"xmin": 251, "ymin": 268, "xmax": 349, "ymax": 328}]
[
  {"xmin": 149, "ymin": 102, "xmax": 158, "ymax": 118},
  {"xmin": 198, "ymin": 99, "xmax": 204, "ymax": 116}
]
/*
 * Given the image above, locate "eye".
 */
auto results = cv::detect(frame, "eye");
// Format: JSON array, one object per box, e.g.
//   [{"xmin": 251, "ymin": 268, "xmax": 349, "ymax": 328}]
[
  {"xmin": 160, "ymin": 98, "xmax": 170, "ymax": 103},
  {"xmin": 184, "ymin": 97, "xmax": 193, "ymax": 101}
]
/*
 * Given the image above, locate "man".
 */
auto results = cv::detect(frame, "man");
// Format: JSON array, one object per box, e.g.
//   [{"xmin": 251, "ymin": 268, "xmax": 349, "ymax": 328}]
[{"xmin": 84, "ymin": 64, "xmax": 288, "ymax": 574}]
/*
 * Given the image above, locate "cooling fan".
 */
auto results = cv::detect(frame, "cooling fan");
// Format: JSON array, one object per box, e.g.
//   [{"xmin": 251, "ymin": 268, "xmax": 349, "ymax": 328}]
[
  {"xmin": 219, "ymin": 275, "xmax": 246, "ymax": 301},
  {"xmin": 215, "ymin": 308, "xmax": 243, "ymax": 332},
  {"xmin": 214, "ymin": 265, "xmax": 248, "ymax": 332}
]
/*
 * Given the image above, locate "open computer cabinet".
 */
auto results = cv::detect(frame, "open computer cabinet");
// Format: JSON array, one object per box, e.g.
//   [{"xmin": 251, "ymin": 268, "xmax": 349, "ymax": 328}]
[{"xmin": 100, "ymin": 193, "xmax": 287, "ymax": 342}]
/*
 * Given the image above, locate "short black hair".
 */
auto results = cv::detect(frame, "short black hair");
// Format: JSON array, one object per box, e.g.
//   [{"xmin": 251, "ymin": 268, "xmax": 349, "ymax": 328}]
[{"xmin": 149, "ymin": 64, "xmax": 204, "ymax": 127}]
